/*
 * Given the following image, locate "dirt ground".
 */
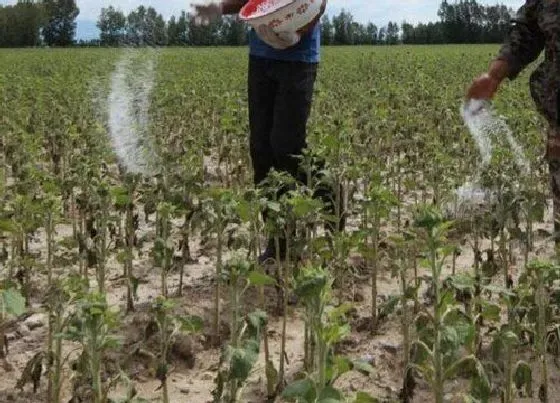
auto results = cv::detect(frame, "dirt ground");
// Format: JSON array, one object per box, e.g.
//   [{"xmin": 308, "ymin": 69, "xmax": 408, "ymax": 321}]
[{"xmin": 1, "ymin": 198, "xmax": 560, "ymax": 403}]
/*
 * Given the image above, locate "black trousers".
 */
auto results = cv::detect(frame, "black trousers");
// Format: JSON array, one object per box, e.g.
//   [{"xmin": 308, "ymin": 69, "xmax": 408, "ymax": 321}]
[
  {"xmin": 248, "ymin": 55, "xmax": 317, "ymax": 186},
  {"xmin": 247, "ymin": 55, "xmax": 343, "ymax": 234}
]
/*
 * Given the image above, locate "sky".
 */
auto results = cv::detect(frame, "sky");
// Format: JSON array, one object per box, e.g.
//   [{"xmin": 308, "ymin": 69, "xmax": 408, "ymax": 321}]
[{"xmin": 1, "ymin": 0, "xmax": 527, "ymax": 39}]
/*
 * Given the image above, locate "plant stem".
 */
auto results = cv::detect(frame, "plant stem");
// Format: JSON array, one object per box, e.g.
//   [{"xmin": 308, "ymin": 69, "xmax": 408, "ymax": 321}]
[
  {"xmin": 334, "ymin": 176, "xmax": 344, "ymax": 299},
  {"xmin": 397, "ymin": 166, "xmax": 402, "ymax": 231},
  {"xmin": 47, "ymin": 313, "xmax": 54, "ymax": 401},
  {"xmin": 537, "ymin": 269, "xmax": 548, "ymax": 402},
  {"xmin": 126, "ymin": 198, "xmax": 134, "ymax": 312},
  {"xmin": 499, "ymin": 228, "xmax": 508, "ymax": 290},
  {"xmin": 371, "ymin": 211, "xmax": 380, "ymax": 333},
  {"xmin": 230, "ymin": 269, "xmax": 239, "ymax": 401},
  {"xmin": 401, "ymin": 254, "xmax": 410, "ymax": 368},
  {"xmin": 71, "ymin": 193, "xmax": 77, "ymax": 240},
  {"xmin": 178, "ymin": 209, "xmax": 189, "ymax": 297},
  {"xmin": 90, "ymin": 325, "xmax": 103, "ymax": 403},
  {"xmin": 278, "ymin": 230, "xmax": 290, "ymax": 393},
  {"xmin": 430, "ymin": 238, "xmax": 444, "ymax": 403},
  {"xmin": 161, "ymin": 314, "xmax": 169, "ymax": 403},
  {"xmin": 46, "ymin": 211, "xmax": 53, "ymax": 286},
  {"xmin": 504, "ymin": 343, "xmax": 513, "ymax": 403},
  {"xmin": 317, "ymin": 335, "xmax": 327, "ymax": 397},
  {"xmin": 97, "ymin": 198, "xmax": 108, "ymax": 294},
  {"xmin": 52, "ymin": 318, "xmax": 63, "ymax": 403},
  {"xmin": 213, "ymin": 214, "xmax": 223, "ymax": 347},
  {"xmin": 304, "ymin": 312, "xmax": 310, "ymax": 372}
]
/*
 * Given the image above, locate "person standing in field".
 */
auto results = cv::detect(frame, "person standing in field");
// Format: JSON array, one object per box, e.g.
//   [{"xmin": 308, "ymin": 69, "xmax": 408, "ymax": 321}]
[
  {"xmin": 193, "ymin": 0, "xmax": 340, "ymax": 263},
  {"xmin": 467, "ymin": 0, "xmax": 560, "ymax": 245}
]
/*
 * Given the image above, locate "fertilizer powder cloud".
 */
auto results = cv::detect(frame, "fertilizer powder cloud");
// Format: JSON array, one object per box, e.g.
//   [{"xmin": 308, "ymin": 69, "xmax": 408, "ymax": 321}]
[
  {"xmin": 461, "ymin": 99, "xmax": 530, "ymax": 173},
  {"xmin": 108, "ymin": 50, "xmax": 158, "ymax": 175},
  {"xmin": 455, "ymin": 98, "xmax": 530, "ymax": 210}
]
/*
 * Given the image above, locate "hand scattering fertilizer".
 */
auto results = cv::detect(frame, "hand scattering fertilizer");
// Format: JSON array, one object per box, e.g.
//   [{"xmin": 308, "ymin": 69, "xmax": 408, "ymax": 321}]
[{"xmin": 451, "ymin": 99, "xmax": 530, "ymax": 215}]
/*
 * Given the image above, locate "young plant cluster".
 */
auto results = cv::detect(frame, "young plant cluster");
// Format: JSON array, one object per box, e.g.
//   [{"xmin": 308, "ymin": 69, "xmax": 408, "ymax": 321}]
[{"xmin": 0, "ymin": 45, "xmax": 557, "ymax": 403}]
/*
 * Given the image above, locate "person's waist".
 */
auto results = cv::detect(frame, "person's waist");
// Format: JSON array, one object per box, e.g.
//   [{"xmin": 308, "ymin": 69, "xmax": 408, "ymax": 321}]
[
  {"xmin": 249, "ymin": 54, "xmax": 319, "ymax": 65},
  {"xmin": 249, "ymin": 46, "xmax": 319, "ymax": 60}
]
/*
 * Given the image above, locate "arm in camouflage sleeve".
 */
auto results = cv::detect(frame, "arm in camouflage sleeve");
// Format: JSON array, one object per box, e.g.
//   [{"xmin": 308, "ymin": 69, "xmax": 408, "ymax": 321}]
[
  {"xmin": 495, "ymin": 0, "xmax": 545, "ymax": 80},
  {"xmin": 192, "ymin": 0, "xmax": 247, "ymax": 22},
  {"xmin": 221, "ymin": 0, "xmax": 248, "ymax": 15}
]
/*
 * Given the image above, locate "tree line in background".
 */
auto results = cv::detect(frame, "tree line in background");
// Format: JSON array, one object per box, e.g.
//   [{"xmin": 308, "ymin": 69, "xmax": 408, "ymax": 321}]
[
  {"xmin": 0, "ymin": 0, "xmax": 78, "ymax": 47},
  {"xmin": 0, "ymin": 0, "xmax": 515, "ymax": 48}
]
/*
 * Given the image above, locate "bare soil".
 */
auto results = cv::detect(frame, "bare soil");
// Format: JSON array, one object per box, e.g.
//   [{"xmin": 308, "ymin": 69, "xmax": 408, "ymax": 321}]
[{"xmin": 1, "ymin": 200, "xmax": 560, "ymax": 403}]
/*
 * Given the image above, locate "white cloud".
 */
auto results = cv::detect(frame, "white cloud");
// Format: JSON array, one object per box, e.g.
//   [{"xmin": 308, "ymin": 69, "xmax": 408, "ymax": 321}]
[{"xmin": 0, "ymin": 0, "xmax": 527, "ymax": 23}]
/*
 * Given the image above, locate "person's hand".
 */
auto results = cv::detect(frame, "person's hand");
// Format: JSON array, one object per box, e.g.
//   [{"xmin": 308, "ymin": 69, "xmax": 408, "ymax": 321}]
[
  {"xmin": 466, "ymin": 59, "xmax": 509, "ymax": 100},
  {"xmin": 192, "ymin": 3, "xmax": 222, "ymax": 25},
  {"xmin": 256, "ymin": 25, "xmax": 301, "ymax": 50},
  {"xmin": 466, "ymin": 73, "xmax": 501, "ymax": 100}
]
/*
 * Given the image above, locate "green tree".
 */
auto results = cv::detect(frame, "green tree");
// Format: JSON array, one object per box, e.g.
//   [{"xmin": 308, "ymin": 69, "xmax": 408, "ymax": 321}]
[
  {"xmin": 126, "ymin": 5, "xmax": 147, "ymax": 45},
  {"xmin": 97, "ymin": 6, "xmax": 126, "ymax": 46},
  {"xmin": 167, "ymin": 15, "xmax": 180, "ymax": 45},
  {"xmin": 332, "ymin": 9, "xmax": 354, "ymax": 45},
  {"xmin": 386, "ymin": 21, "xmax": 400, "ymax": 45},
  {"xmin": 320, "ymin": 14, "xmax": 333, "ymax": 45},
  {"xmin": 377, "ymin": 26, "xmax": 386, "ymax": 44},
  {"xmin": 171, "ymin": 12, "xmax": 190, "ymax": 45},
  {"xmin": 401, "ymin": 22, "xmax": 414, "ymax": 44},
  {"xmin": 366, "ymin": 22, "xmax": 378, "ymax": 45},
  {"xmin": 221, "ymin": 15, "xmax": 247, "ymax": 46},
  {"xmin": 42, "ymin": 0, "xmax": 79, "ymax": 46},
  {"xmin": 0, "ymin": 1, "xmax": 44, "ymax": 47},
  {"xmin": 127, "ymin": 6, "xmax": 167, "ymax": 46}
]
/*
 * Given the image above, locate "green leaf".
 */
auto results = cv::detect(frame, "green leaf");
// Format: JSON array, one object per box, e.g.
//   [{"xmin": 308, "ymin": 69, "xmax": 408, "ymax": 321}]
[
  {"xmin": 484, "ymin": 284, "xmax": 515, "ymax": 298},
  {"xmin": 324, "ymin": 323, "xmax": 351, "ymax": 345},
  {"xmin": 441, "ymin": 325, "xmax": 460, "ymax": 352},
  {"xmin": 328, "ymin": 302, "xmax": 354, "ymax": 321},
  {"xmin": 290, "ymin": 197, "xmax": 323, "ymax": 218},
  {"xmin": 438, "ymin": 289, "xmax": 457, "ymax": 316},
  {"xmin": 267, "ymin": 201, "xmax": 281, "ymax": 213},
  {"xmin": 481, "ymin": 302, "xmax": 501, "ymax": 322},
  {"xmin": 378, "ymin": 295, "xmax": 399, "ymax": 317},
  {"xmin": 318, "ymin": 385, "xmax": 343, "ymax": 400},
  {"xmin": 352, "ymin": 359, "xmax": 375, "ymax": 376},
  {"xmin": 471, "ymin": 359, "xmax": 491, "ymax": 399},
  {"xmin": 282, "ymin": 378, "xmax": 316, "ymax": 401},
  {"xmin": 329, "ymin": 356, "xmax": 352, "ymax": 383},
  {"xmin": 295, "ymin": 274, "xmax": 327, "ymax": 300},
  {"xmin": 354, "ymin": 392, "xmax": 379, "ymax": 403},
  {"xmin": 103, "ymin": 336, "xmax": 122, "ymax": 350},
  {"xmin": 248, "ymin": 271, "xmax": 276, "ymax": 287},
  {"xmin": 230, "ymin": 346, "xmax": 258, "ymax": 382},
  {"xmin": 116, "ymin": 251, "xmax": 128, "ymax": 265},
  {"xmin": 529, "ymin": 200, "xmax": 546, "ymax": 222},
  {"xmin": 131, "ymin": 276, "xmax": 139, "ymax": 299},
  {"xmin": 114, "ymin": 193, "xmax": 131, "ymax": 209},
  {"xmin": 410, "ymin": 340, "xmax": 434, "ymax": 366},
  {"xmin": 179, "ymin": 315, "xmax": 204, "ymax": 334},
  {"xmin": 514, "ymin": 360, "xmax": 532, "ymax": 392},
  {"xmin": 1, "ymin": 288, "xmax": 26, "ymax": 317},
  {"xmin": 236, "ymin": 200, "xmax": 252, "ymax": 221},
  {"xmin": 246, "ymin": 310, "xmax": 267, "ymax": 332},
  {"xmin": 413, "ymin": 205, "xmax": 445, "ymax": 230},
  {"xmin": 449, "ymin": 273, "xmax": 474, "ymax": 290},
  {"xmin": 265, "ymin": 360, "xmax": 278, "ymax": 392},
  {"xmin": 404, "ymin": 285, "xmax": 419, "ymax": 299},
  {"xmin": 0, "ymin": 219, "xmax": 15, "ymax": 233},
  {"xmin": 444, "ymin": 355, "xmax": 476, "ymax": 380},
  {"xmin": 503, "ymin": 331, "xmax": 519, "ymax": 347}
]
